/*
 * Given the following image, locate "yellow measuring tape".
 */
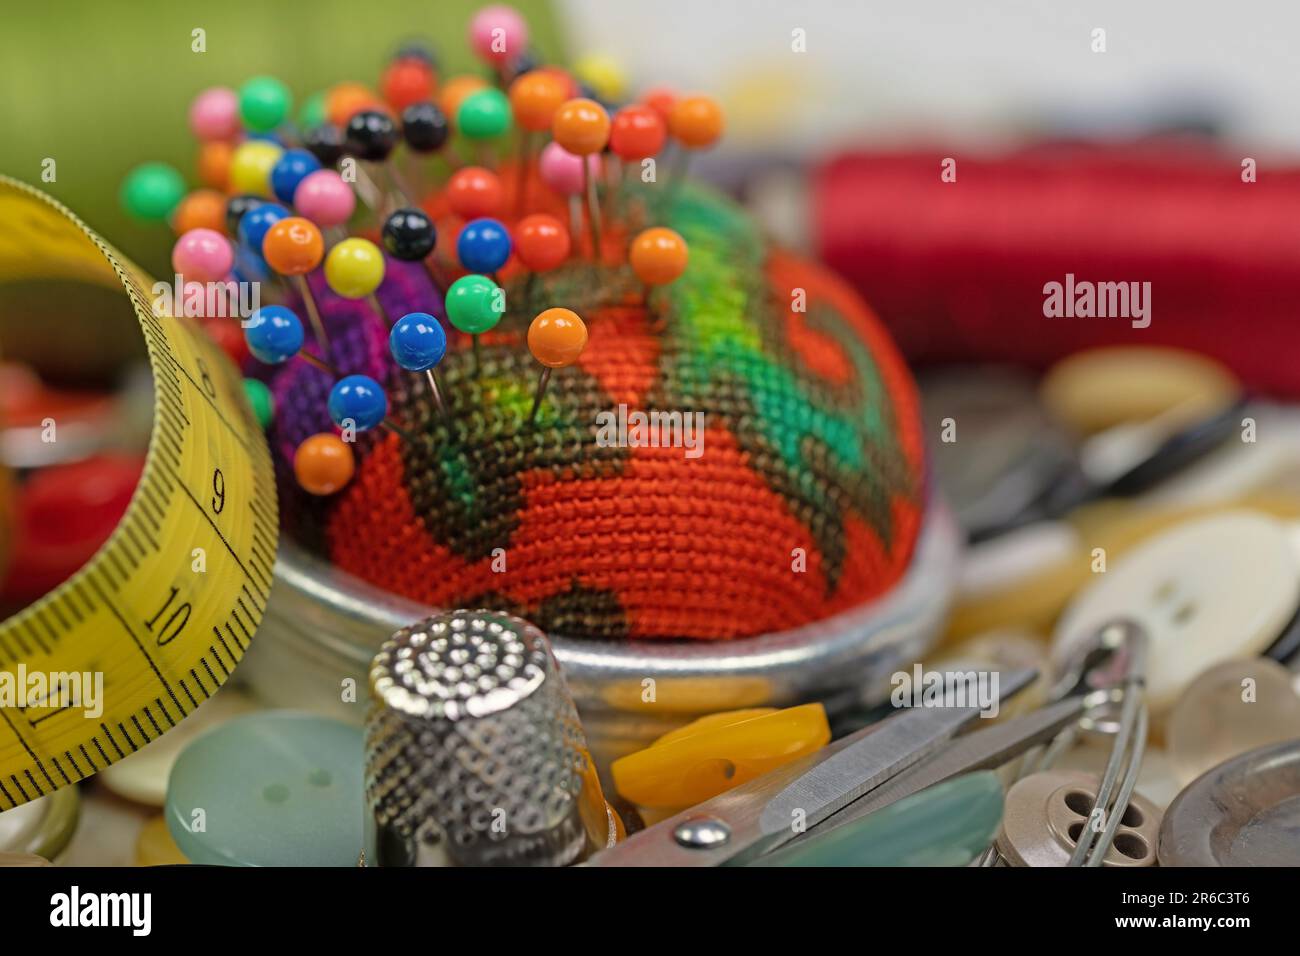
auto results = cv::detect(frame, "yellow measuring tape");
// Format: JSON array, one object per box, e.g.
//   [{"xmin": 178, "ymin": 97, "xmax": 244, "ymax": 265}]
[{"xmin": 0, "ymin": 175, "xmax": 277, "ymax": 810}]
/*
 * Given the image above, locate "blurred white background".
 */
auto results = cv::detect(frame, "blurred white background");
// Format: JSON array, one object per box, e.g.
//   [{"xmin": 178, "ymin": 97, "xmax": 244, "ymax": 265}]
[{"xmin": 559, "ymin": 0, "xmax": 1297, "ymax": 157}]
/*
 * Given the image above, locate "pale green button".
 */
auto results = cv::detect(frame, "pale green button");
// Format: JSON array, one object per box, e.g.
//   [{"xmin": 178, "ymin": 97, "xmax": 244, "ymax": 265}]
[
  {"xmin": 165, "ymin": 711, "xmax": 363, "ymax": 866},
  {"xmin": 754, "ymin": 771, "xmax": 1004, "ymax": 867}
]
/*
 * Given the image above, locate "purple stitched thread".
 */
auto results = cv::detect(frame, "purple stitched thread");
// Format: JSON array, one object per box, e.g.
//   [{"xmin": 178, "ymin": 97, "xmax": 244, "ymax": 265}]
[{"xmin": 267, "ymin": 255, "xmax": 445, "ymax": 464}]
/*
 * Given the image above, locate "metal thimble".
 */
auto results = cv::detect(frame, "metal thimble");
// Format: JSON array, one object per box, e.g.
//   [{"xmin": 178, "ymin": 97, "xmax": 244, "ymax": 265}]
[{"xmin": 365, "ymin": 609, "xmax": 608, "ymax": 866}]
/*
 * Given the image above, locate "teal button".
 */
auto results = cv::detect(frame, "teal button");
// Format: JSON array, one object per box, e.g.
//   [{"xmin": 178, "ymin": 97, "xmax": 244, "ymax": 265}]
[
  {"xmin": 754, "ymin": 771, "xmax": 1004, "ymax": 867},
  {"xmin": 165, "ymin": 711, "xmax": 363, "ymax": 866}
]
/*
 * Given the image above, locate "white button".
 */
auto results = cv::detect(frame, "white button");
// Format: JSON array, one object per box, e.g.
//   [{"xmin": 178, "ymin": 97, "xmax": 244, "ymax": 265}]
[{"xmin": 1052, "ymin": 511, "xmax": 1300, "ymax": 714}]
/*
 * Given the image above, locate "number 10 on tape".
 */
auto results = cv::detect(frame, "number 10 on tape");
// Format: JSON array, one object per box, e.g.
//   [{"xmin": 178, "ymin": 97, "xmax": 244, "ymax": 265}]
[{"xmin": 0, "ymin": 175, "xmax": 279, "ymax": 809}]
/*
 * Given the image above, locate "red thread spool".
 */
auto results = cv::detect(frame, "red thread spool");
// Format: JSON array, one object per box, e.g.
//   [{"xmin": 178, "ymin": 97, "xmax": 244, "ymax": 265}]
[{"xmin": 813, "ymin": 142, "xmax": 1300, "ymax": 397}]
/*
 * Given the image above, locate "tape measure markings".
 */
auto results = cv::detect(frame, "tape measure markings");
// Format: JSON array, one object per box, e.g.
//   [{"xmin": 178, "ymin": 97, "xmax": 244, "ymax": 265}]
[{"xmin": 0, "ymin": 176, "xmax": 278, "ymax": 810}]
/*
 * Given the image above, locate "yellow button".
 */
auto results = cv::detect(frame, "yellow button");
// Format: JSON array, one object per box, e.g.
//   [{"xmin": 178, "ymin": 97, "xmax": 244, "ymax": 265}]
[{"xmin": 610, "ymin": 704, "xmax": 830, "ymax": 809}]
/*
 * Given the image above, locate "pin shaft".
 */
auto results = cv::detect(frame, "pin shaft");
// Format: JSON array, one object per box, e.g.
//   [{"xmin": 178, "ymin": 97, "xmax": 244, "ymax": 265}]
[{"xmin": 527, "ymin": 366, "xmax": 552, "ymax": 425}]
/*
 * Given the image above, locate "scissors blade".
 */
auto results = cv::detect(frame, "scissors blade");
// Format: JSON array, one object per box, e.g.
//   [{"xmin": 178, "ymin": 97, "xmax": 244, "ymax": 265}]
[
  {"xmin": 587, "ymin": 668, "xmax": 1036, "ymax": 867},
  {"xmin": 786, "ymin": 693, "xmax": 1087, "ymax": 849}
]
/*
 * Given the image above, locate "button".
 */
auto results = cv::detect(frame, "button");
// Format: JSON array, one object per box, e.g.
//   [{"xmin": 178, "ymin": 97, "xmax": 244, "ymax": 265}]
[
  {"xmin": 996, "ymin": 770, "xmax": 1160, "ymax": 867},
  {"xmin": 757, "ymin": 771, "xmax": 1004, "ymax": 867},
  {"xmin": 610, "ymin": 704, "xmax": 830, "ymax": 811},
  {"xmin": 1051, "ymin": 511, "xmax": 1300, "ymax": 713},
  {"xmin": 1159, "ymin": 739, "xmax": 1300, "ymax": 866},
  {"xmin": 99, "ymin": 688, "xmax": 256, "ymax": 807},
  {"xmin": 165, "ymin": 711, "xmax": 364, "ymax": 866},
  {"xmin": 1040, "ymin": 346, "xmax": 1240, "ymax": 435},
  {"xmin": 1166, "ymin": 658, "xmax": 1300, "ymax": 786}
]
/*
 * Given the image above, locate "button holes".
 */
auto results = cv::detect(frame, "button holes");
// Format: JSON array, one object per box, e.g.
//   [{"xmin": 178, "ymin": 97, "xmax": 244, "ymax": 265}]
[
  {"xmin": 1121, "ymin": 804, "xmax": 1144, "ymax": 828},
  {"xmin": 1113, "ymin": 832, "xmax": 1149, "ymax": 860},
  {"xmin": 1173, "ymin": 602, "xmax": 1196, "ymax": 625},
  {"xmin": 262, "ymin": 782, "xmax": 290, "ymax": 804},
  {"xmin": 1067, "ymin": 821, "xmax": 1084, "ymax": 845},
  {"xmin": 1063, "ymin": 790, "xmax": 1095, "ymax": 817}
]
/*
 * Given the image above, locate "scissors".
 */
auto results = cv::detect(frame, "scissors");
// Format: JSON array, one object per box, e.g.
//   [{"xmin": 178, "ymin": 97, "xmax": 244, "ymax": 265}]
[{"xmin": 589, "ymin": 621, "xmax": 1145, "ymax": 867}]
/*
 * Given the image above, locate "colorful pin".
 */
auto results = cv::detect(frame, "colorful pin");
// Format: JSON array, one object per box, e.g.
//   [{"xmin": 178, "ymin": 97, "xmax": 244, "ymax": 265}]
[
  {"xmin": 667, "ymin": 94, "xmax": 724, "ymax": 194},
  {"xmin": 572, "ymin": 53, "xmax": 628, "ymax": 104},
  {"xmin": 243, "ymin": 305, "xmax": 305, "ymax": 365},
  {"xmin": 172, "ymin": 228, "xmax": 233, "ymax": 284},
  {"xmin": 224, "ymin": 194, "xmax": 261, "ymax": 238},
  {"xmin": 513, "ymin": 214, "xmax": 571, "ymax": 307},
  {"xmin": 526, "ymin": 307, "xmax": 587, "ymax": 424},
  {"xmin": 456, "ymin": 217, "xmax": 512, "ymax": 280},
  {"xmin": 242, "ymin": 378, "xmax": 275, "ymax": 428},
  {"xmin": 401, "ymin": 101, "xmax": 451, "ymax": 155},
  {"xmin": 270, "ymin": 149, "xmax": 322, "ymax": 205},
  {"xmin": 381, "ymin": 207, "xmax": 444, "ymax": 289},
  {"xmin": 609, "ymin": 104, "xmax": 667, "ymax": 212},
  {"xmin": 197, "ymin": 140, "xmax": 235, "ymax": 191},
  {"xmin": 173, "ymin": 189, "xmax": 227, "ymax": 236},
  {"xmin": 344, "ymin": 109, "xmax": 412, "ymax": 209},
  {"xmin": 262, "ymin": 217, "xmax": 329, "ymax": 354},
  {"xmin": 629, "ymin": 226, "xmax": 689, "ymax": 308},
  {"xmin": 237, "ymin": 202, "xmax": 289, "ymax": 257},
  {"xmin": 326, "ymin": 82, "xmax": 383, "ymax": 128},
  {"xmin": 439, "ymin": 75, "xmax": 490, "ymax": 131},
  {"xmin": 508, "ymin": 69, "xmax": 568, "ymax": 132},
  {"xmin": 298, "ymin": 90, "xmax": 329, "ymax": 131},
  {"xmin": 381, "ymin": 57, "xmax": 436, "ymax": 113},
  {"xmin": 189, "ymin": 87, "xmax": 241, "ymax": 142},
  {"xmin": 552, "ymin": 98, "xmax": 610, "ymax": 259},
  {"xmin": 121, "ymin": 163, "xmax": 186, "ymax": 222},
  {"xmin": 469, "ymin": 5, "xmax": 529, "ymax": 81},
  {"xmin": 390, "ymin": 312, "xmax": 450, "ymax": 420},
  {"xmin": 239, "ymin": 76, "xmax": 293, "ymax": 133},
  {"xmin": 508, "ymin": 69, "xmax": 569, "ymax": 211},
  {"xmin": 324, "ymin": 237, "xmax": 390, "ymax": 326},
  {"xmin": 294, "ymin": 433, "xmax": 355, "ymax": 496},
  {"xmin": 445, "ymin": 274, "xmax": 505, "ymax": 374},
  {"xmin": 293, "ymin": 169, "xmax": 356, "ymax": 231},
  {"xmin": 445, "ymin": 166, "xmax": 504, "ymax": 220},
  {"xmin": 303, "ymin": 123, "xmax": 347, "ymax": 167},
  {"xmin": 538, "ymin": 142, "xmax": 598, "ymax": 240},
  {"xmin": 229, "ymin": 141, "xmax": 285, "ymax": 198},
  {"xmin": 328, "ymin": 374, "xmax": 389, "ymax": 432},
  {"xmin": 457, "ymin": 88, "xmax": 512, "ymax": 144}
]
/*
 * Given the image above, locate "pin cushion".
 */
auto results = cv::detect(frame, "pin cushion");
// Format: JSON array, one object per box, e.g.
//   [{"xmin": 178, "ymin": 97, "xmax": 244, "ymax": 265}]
[{"xmin": 267, "ymin": 182, "xmax": 930, "ymax": 644}]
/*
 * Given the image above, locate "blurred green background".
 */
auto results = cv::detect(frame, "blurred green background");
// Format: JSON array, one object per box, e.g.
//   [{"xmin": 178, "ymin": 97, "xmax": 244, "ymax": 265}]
[{"xmin": 0, "ymin": 0, "xmax": 562, "ymax": 277}]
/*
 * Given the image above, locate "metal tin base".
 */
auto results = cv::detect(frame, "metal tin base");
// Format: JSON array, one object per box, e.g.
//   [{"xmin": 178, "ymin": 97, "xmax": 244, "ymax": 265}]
[{"xmin": 243, "ymin": 499, "xmax": 961, "ymax": 769}]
